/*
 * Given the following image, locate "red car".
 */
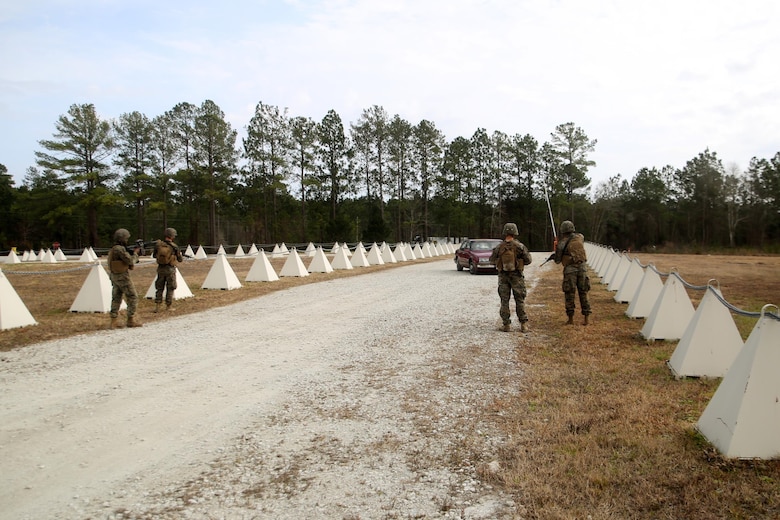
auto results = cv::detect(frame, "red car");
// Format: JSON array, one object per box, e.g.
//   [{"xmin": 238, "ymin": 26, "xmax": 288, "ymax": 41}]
[{"xmin": 454, "ymin": 239, "xmax": 502, "ymax": 274}]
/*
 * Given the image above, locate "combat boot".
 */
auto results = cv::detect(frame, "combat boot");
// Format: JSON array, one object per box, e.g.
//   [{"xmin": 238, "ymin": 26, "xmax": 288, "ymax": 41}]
[
  {"xmin": 501, "ymin": 322, "xmax": 511, "ymax": 332},
  {"xmin": 166, "ymin": 303, "xmax": 175, "ymax": 312},
  {"xmin": 520, "ymin": 322, "xmax": 529, "ymax": 333},
  {"xmin": 109, "ymin": 317, "xmax": 120, "ymax": 329},
  {"xmin": 154, "ymin": 302, "xmax": 161, "ymax": 313},
  {"xmin": 583, "ymin": 315, "xmax": 589, "ymax": 326},
  {"xmin": 566, "ymin": 315, "xmax": 574, "ymax": 325},
  {"xmin": 126, "ymin": 316, "xmax": 143, "ymax": 328}
]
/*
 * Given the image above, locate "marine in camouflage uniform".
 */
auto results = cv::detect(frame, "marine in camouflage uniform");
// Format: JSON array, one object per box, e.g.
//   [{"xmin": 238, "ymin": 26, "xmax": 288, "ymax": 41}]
[
  {"xmin": 553, "ymin": 220, "xmax": 591, "ymax": 325},
  {"xmin": 490, "ymin": 222, "xmax": 533, "ymax": 333},
  {"xmin": 153, "ymin": 227, "xmax": 184, "ymax": 312},
  {"xmin": 107, "ymin": 228, "xmax": 142, "ymax": 328}
]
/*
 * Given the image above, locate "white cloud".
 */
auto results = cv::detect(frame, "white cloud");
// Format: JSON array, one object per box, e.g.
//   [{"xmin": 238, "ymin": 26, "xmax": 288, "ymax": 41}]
[{"xmin": 1, "ymin": 0, "xmax": 779, "ymax": 186}]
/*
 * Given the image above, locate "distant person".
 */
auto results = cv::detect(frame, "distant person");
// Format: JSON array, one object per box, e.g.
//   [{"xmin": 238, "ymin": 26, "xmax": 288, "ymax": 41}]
[
  {"xmin": 152, "ymin": 227, "xmax": 184, "ymax": 313},
  {"xmin": 107, "ymin": 228, "xmax": 142, "ymax": 328},
  {"xmin": 490, "ymin": 222, "xmax": 533, "ymax": 332},
  {"xmin": 551, "ymin": 220, "xmax": 591, "ymax": 325}
]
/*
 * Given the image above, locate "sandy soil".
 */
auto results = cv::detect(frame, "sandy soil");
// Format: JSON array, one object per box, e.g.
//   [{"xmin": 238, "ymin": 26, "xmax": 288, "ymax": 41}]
[{"xmin": 0, "ymin": 258, "xmax": 544, "ymax": 520}]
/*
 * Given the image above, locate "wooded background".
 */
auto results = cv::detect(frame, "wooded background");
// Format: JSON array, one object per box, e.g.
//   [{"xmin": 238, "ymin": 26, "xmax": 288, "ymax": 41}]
[{"xmin": 1, "ymin": 101, "xmax": 778, "ymax": 253}]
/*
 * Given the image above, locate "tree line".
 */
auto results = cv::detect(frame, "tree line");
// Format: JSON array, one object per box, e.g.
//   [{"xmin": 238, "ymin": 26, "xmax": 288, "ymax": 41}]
[{"xmin": 0, "ymin": 100, "xmax": 778, "ymax": 253}]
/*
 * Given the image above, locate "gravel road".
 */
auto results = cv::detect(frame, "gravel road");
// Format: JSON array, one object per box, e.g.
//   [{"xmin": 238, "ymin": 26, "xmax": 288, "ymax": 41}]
[{"xmin": 0, "ymin": 258, "xmax": 541, "ymax": 520}]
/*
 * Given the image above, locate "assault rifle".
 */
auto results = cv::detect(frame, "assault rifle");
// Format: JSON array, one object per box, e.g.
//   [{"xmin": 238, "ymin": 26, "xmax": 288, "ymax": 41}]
[
  {"xmin": 540, "ymin": 253, "xmax": 556, "ymax": 267},
  {"xmin": 125, "ymin": 239, "xmax": 149, "ymax": 256}
]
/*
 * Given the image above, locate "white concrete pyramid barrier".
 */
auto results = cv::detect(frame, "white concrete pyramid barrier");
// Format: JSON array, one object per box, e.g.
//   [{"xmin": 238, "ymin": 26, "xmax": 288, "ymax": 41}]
[
  {"xmin": 20, "ymin": 250, "xmax": 30, "ymax": 262},
  {"xmin": 331, "ymin": 246, "xmax": 353, "ymax": 270},
  {"xmin": 614, "ymin": 258, "xmax": 644, "ymax": 304},
  {"xmin": 594, "ymin": 247, "xmax": 610, "ymax": 276},
  {"xmin": 0, "ymin": 269, "xmax": 37, "ymax": 329},
  {"xmin": 184, "ymin": 245, "xmax": 195, "ymax": 258},
  {"xmin": 607, "ymin": 254, "xmax": 631, "ymax": 291},
  {"xmin": 216, "ymin": 244, "xmax": 226, "ymax": 255},
  {"xmin": 308, "ymin": 247, "xmax": 334, "ymax": 273},
  {"xmin": 35, "ymin": 250, "xmax": 44, "ymax": 261},
  {"xmin": 405, "ymin": 243, "xmax": 417, "ymax": 260},
  {"xmin": 201, "ymin": 254, "xmax": 242, "ymax": 290},
  {"xmin": 246, "ymin": 250, "xmax": 279, "ymax": 282},
  {"xmin": 195, "ymin": 246, "xmax": 208, "ymax": 260},
  {"xmin": 69, "ymin": 263, "xmax": 126, "ymax": 313},
  {"xmin": 598, "ymin": 251, "xmax": 618, "ymax": 282},
  {"xmin": 605, "ymin": 252, "xmax": 624, "ymax": 283},
  {"xmin": 330, "ymin": 243, "xmax": 340, "ymax": 253},
  {"xmin": 626, "ymin": 265, "xmax": 664, "ymax": 319},
  {"xmin": 280, "ymin": 249, "xmax": 310, "ymax": 277},
  {"xmin": 357, "ymin": 242, "xmax": 366, "ymax": 253},
  {"xmin": 4, "ymin": 250, "xmax": 21, "ymax": 264},
  {"xmin": 78, "ymin": 248, "xmax": 93, "ymax": 262},
  {"xmin": 41, "ymin": 249, "xmax": 57, "ymax": 263},
  {"xmin": 697, "ymin": 306, "xmax": 780, "ymax": 459},
  {"xmin": 668, "ymin": 286, "xmax": 744, "ymax": 378},
  {"xmin": 367, "ymin": 243, "xmax": 385, "ymax": 265},
  {"xmin": 342, "ymin": 243, "xmax": 352, "ymax": 257},
  {"xmin": 88, "ymin": 247, "xmax": 98, "ymax": 260},
  {"xmin": 54, "ymin": 248, "xmax": 67, "ymax": 261},
  {"xmin": 382, "ymin": 244, "xmax": 398, "ymax": 263},
  {"xmin": 640, "ymin": 273, "xmax": 695, "ymax": 341},
  {"xmin": 247, "ymin": 243, "xmax": 258, "ymax": 255},
  {"xmin": 144, "ymin": 269, "xmax": 194, "ymax": 300},
  {"xmin": 421, "ymin": 242, "xmax": 432, "ymax": 257},
  {"xmin": 234, "ymin": 244, "xmax": 246, "ymax": 257},
  {"xmin": 393, "ymin": 243, "xmax": 408, "ymax": 261},
  {"xmin": 271, "ymin": 244, "xmax": 283, "ymax": 258},
  {"xmin": 280, "ymin": 243, "xmax": 290, "ymax": 254},
  {"xmin": 350, "ymin": 246, "xmax": 371, "ymax": 268},
  {"xmin": 305, "ymin": 242, "xmax": 317, "ymax": 257},
  {"xmin": 412, "ymin": 243, "xmax": 424, "ymax": 259}
]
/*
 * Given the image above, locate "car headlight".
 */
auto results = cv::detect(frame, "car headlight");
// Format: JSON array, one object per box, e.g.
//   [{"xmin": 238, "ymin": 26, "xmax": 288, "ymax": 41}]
[{"xmin": 479, "ymin": 257, "xmax": 490, "ymax": 264}]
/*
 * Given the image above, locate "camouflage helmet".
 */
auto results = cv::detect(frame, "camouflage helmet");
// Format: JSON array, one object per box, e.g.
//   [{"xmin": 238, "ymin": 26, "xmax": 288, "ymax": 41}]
[
  {"xmin": 560, "ymin": 220, "xmax": 575, "ymax": 233},
  {"xmin": 164, "ymin": 227, "xmax": 177, "ymax": 239},
  {"xmin": 114, "ymin": 228, "xmax": 131, "ymax": 244},
  {"xmin": 502, "ymin": 222, "xmax": 519, "ymax": 236}
]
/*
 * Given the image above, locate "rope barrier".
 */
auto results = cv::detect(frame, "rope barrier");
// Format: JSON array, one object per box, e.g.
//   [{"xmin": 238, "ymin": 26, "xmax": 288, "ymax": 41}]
[
  {"xmin": 2, "ymin": 263, "xmax": 97, "ymax": 275},
  {"xmin": 2, "ymin": 258, "xmax": 163, "ymax": 275},
  {"xmin": 591, "ymin": 243, "xmax": 780, "ymax": 322}
]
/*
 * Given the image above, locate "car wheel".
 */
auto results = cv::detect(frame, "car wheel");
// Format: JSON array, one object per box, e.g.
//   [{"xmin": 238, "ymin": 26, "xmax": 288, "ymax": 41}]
[
  {"xmin": 456, "ymin": 258, "xmax": 463, "ymax": 271},
  {"xmin": 469, "ymin": 261, "xmax": 477, "ymax": 274}
]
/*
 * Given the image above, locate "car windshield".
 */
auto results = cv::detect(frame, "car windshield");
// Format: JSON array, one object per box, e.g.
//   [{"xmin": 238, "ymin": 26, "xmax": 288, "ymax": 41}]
[{"xmin": 471, "ymin": 240, "xmax": 500, "ymax": 250}]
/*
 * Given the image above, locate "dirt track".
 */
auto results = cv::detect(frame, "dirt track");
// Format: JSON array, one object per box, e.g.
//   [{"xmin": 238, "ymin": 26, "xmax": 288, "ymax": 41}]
[{"xmin": 0, "ymin": 258, "xmax": 543, "ymax": 519}]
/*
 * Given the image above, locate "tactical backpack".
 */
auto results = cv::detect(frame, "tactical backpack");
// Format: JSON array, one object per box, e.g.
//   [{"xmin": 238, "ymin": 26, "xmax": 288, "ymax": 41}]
[
  {"xmin": 156, "ymin": 240, "xmax": 174, "ymax": 265},
  {"xmin": 567, "ymin": 233, "xmax": 587, "ymax": 264},
  {"xmin": 495, "ymin": 241, "xmax": 523, "ymax": 272}
]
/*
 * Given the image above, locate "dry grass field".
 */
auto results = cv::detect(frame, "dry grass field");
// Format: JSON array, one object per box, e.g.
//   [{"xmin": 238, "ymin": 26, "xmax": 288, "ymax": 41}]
[
  {"xmin": 499, "ymin": 252, "xmax": 780, "ymax": 519},
  {"xmin": 2, "ymin": 251, "xmax": 779, "ymax": 518}
]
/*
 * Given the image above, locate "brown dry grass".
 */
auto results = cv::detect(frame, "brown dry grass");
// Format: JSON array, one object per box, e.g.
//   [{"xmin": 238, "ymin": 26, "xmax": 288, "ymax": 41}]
[
  {"xmin": 0, "ymin": 254, "xmax": 440, "ymax": 351},
  {"xmin": 498, "ymin": 253, "xmax": 780, "ymax": 519}
]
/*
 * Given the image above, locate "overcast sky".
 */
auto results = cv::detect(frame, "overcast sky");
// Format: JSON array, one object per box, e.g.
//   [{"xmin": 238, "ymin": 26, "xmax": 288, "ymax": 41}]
[{"xmin": 2, "ymin": 0, "xmax": 779, "ymax": 192}]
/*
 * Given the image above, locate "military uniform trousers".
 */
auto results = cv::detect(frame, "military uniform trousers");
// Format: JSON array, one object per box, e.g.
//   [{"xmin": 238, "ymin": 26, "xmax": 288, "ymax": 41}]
[
  {"xmin": 497, "ymin": 270, "xmax": 528, "ymax": 325},
  {"xmin": 155, "ymin": 265, "xmax": 178, "ymax": 306},
  {"xmin": 109, "ymin": 271, "xmax": 138, "ymax": 318},
  {"xmin": 563, "ymin": 263, "xmax": 591, "ymax": 317}
]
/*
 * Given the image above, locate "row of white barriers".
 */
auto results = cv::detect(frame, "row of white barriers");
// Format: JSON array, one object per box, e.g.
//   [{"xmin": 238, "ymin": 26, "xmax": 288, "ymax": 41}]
[
  {"xmin": 1, "ymin": 241, "xmax": 455, "ymax": 329},
  {"xmin": 586, "ymin": 243, "xmax": 779, "ymax": 460}
]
